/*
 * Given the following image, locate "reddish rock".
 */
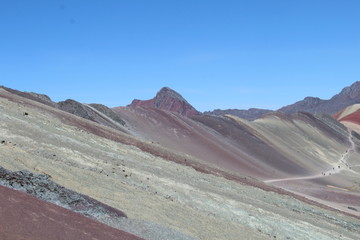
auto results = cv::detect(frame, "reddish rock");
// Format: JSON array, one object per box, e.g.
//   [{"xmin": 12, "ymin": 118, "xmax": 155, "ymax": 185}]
[
  {"xmin": 128, "ymin": 87, "xmax": 199, "ymax": 117},
  {"xmin": 0, "ymin": 185, "xmax": 143, "ymax": 240},
  {"xmin": 338, "ymin": 109, "xmax": 360, "ymax": 124}
]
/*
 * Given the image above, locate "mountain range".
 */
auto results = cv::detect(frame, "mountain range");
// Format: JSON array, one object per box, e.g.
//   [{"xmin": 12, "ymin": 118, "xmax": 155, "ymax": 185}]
[
  {"xmin": 1, "ymin": 82, "xmax": 360, "ymax": 240},
  {"xmin": 205, "ymin": 81, "xmax": 360, "ymax": 120}
]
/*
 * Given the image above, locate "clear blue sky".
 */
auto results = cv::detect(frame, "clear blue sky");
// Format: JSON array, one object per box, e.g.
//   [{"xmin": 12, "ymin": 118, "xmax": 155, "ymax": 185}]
[{"xmin": 1, "ymin": 0, "xmax": 359, "ymax": 111}]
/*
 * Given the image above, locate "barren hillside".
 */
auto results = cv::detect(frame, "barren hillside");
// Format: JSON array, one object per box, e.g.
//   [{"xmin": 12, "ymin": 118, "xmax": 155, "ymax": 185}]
[{"xmin": 1, "ymin": 87, "xmax": 360, "ymax": 239}]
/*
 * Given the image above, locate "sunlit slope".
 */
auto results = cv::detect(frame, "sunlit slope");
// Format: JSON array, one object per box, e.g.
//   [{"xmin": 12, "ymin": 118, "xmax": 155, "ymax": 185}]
[
  {"xmin": 235, "ymin": 112, "xmax": 360, "ymax": 215},
  {"xmin": 228, "ymin": 112, "xmax": 349, "ymax": 177}
]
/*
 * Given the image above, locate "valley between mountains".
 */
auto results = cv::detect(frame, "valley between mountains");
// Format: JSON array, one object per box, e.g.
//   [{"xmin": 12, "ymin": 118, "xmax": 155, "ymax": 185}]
[{"xmin": 1, "ymin": 83, "xmax": 360, "ymax": 240}]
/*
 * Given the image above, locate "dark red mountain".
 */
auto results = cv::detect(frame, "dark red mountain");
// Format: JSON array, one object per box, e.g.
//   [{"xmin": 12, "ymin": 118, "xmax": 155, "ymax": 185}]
[{"xmin": 128, "ymin": 87, "xmax": 199, "ymax": 117}]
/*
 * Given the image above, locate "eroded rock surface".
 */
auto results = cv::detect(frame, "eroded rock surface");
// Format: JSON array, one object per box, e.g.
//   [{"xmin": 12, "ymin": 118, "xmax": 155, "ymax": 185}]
[{"xmin": 0, "ymin": 167, "xmax": 127, "ymax": 219}]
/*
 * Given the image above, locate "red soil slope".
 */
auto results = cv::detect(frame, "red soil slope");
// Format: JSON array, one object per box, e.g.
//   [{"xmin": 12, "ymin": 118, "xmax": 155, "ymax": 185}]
[
  {"xmin": 338, "ymin": 109, "xmax": 360, "ymax": 124},
  {"xmin": 0, "ymin": 185, "xmax": 142, "ymax": 240},
  {"xmin": 334, "ymin": 104, "xmax": 360, "ymax": 133}
]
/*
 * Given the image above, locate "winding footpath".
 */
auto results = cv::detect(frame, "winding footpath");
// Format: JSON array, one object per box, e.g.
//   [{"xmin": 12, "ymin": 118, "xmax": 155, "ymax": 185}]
[{"xmin": 264, "ymin": 129, "xmax": 357, "ymax": 184}]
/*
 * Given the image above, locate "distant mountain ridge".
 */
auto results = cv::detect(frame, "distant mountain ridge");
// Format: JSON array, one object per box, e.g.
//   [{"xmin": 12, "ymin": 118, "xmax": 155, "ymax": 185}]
[
  {"xmin": 128, "ymin": 87, "xmax": 199, "ymax": 117},
  {"xmin": 206, "ymin": 81, "xmax": 360, "ymax": 120},
  {"xmin": 204, "ymin": 108, "xmax": 273, "ymax": 121},
  {"xmin": 278, "ymin": 97, "xmax": 325, "ymax": 114},
  {"xmin": 2, "ymin": 81, "xmax": 360, "ymax": 121},
  {"xmin": 279, "ymin": 81, "xmax": 360, "ymax": 115}
]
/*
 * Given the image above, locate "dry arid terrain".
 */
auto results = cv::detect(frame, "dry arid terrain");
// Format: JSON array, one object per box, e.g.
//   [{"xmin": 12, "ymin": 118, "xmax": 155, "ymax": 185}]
[{"xmin": 1, "ymin": 86, "xmax": 360, "ymax": 240}]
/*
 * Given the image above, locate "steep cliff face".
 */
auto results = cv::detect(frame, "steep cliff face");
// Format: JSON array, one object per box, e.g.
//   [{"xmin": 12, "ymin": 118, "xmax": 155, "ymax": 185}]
[{"xmin": 128, "ymin": 87, "xmax": 199, "ymax": 117}]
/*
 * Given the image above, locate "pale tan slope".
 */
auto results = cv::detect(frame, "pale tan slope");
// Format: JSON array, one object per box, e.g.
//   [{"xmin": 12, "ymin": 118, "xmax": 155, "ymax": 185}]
[
  {"xmin": 228, "ymin": 113, "xmax": 360, "ymax": 215},
  {"xmin": 1, "ymin": 89, "xmax": 360, "ymax": 240},
  {"xmin": 229, "ymin": 113, "xmax": 347, "ymax": 175}
]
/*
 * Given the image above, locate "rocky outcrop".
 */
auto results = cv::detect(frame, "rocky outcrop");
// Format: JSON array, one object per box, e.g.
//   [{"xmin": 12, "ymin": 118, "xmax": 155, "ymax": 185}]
[
  {"xmin": 0, "ymin": 167, "xmax": 196, "ymax": 240},
  {"xmin": 128, "ymin": 87, "xmax": 199, "ymax": 117},
  {"xmin": 0, "ymin": 167, "xmax": 127, "ymax": 219},
  {"xmin": 58, "ymin": 99, "xmax": 95, "ymax": 121}
]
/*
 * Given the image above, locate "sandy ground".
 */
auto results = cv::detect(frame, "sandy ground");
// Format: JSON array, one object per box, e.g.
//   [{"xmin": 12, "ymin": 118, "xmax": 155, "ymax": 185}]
[{"xmin": 1, "ymin": 89, "xmax": 360, "ymax": 239}]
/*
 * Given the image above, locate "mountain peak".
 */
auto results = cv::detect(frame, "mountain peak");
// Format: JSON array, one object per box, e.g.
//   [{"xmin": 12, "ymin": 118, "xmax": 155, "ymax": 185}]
[
  {"xmin": 338, "ymin": 81, "xmax": 360, "ymax": 98},
  {"xmin": 154, "ymin": 87, "xmax": 187, "ymax": 106},
  {"xmin": 129, "ymin": 87, "xmax": 199, "ymax": 117},
  {"xmin": 303, "ymin": 96, "xmax": 322, "ymax": 104},
  {"xmin": 159, "ymin": 86, "xmax": 175, "ymax": 92}
]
